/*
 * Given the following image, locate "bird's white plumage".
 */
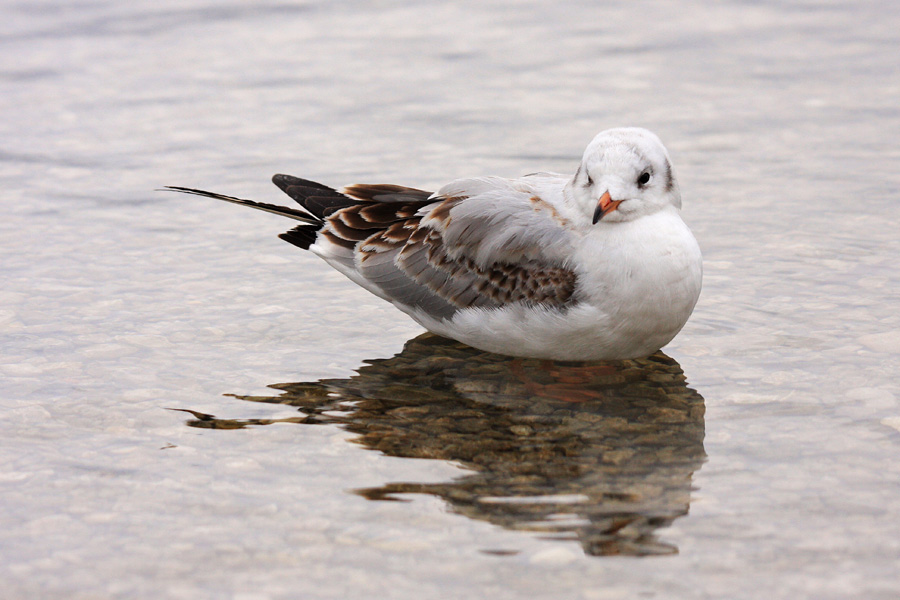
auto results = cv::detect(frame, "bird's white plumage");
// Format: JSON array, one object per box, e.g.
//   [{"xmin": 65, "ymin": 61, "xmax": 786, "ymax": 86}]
[
  {"xmin": 170, "ymin": 127, "xmax": 702, "ymax": 360},
  {"xmin": 309, "ymin": 127, "xmax": 702, "ymax": 360},
  {"xmin": 414, "ymin": 208, "xmax": 701, "ymax": 360}
]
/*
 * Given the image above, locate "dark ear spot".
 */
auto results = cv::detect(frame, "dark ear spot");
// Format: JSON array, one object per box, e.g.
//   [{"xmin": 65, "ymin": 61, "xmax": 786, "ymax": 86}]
[
  {"xmin": 575, "ymin": 164, "xmax": 592, "ymax": 188},
  {"xmin": 664, "ymin": 160, "xmax": 674, "ymax": 192}
]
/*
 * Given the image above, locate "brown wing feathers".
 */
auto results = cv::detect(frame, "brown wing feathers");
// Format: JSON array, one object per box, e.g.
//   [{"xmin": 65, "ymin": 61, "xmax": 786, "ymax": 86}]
[
  {"xmin": 341, "ymin": 193, "xmax": 576, "ymax": 311},
  {"xmin": 271, "ymin": 176, "xmax": 434, "ymax": 251},
  {"xmin": 397, "ymin": 214, "xmax": 576, "ymax": 308},
  {"xmin": 169, "ymin": 176, "xmax": 577, "ymax": 315}
]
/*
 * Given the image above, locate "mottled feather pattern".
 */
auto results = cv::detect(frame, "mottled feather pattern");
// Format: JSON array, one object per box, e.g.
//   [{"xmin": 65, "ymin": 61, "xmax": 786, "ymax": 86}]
[
  {"xmin": 399, "ymin": 226, "xmax": 575, "ymax": 308},
  {"xmin": 310, "ymin": 185, "xmax": 578, "ymax": 318},
  {"xmin": 342, "ymin": 183, "xmax": 432, "ymax": 204}
]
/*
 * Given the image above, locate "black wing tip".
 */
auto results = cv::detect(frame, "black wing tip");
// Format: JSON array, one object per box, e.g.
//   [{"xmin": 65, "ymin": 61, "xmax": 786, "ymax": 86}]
[
  {"xmin": 279, "ymin": 225, "xmax": 320, "ymax": 250},
  {"xmin": 272, "ymin": 174, "xmax": 335, "ymax": 193},
  {"xmin": 271, "ymin": 174, "xmax": 291, "ymax": 189},
  {"xmin": 271, "ymin": 174, "xmax": 360, "ymax": 218}
]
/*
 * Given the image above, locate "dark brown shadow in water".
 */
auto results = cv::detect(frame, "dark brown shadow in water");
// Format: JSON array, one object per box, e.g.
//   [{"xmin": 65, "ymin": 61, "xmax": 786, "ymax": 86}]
[{"xmin": 181, "ymin": 333, "xmax": 706, "ymax": 557}]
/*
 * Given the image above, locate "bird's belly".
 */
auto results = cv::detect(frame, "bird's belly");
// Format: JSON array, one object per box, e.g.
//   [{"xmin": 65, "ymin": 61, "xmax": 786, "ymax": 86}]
[
  {"xmin": 405, "ymin": 212, "xmax": 702, "ymax": 361},
  {"xmin": 404, "ymin": 252, "xmax": 701, "ymax": 360},
  {"xmin": 412, "ymin": 291, "xmax": 693, "ymax": 361}
]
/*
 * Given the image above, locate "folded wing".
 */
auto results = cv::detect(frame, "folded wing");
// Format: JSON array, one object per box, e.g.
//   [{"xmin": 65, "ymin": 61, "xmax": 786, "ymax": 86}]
[{"xmin": 301, "ymin": 175, "xmax": 579, "ymax": 321}]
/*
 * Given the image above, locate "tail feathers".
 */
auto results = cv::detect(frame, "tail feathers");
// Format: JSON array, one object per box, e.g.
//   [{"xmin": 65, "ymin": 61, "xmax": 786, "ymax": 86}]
[{"xmin": 164, "ymin": 186, "xmax": 321, "ymax": 225}]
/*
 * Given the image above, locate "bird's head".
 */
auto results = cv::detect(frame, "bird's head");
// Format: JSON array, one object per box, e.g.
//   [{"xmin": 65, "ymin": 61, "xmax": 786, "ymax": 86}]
[{"xmin": 568, "ymin": 127, "xmax": 681, "ymax": 225}]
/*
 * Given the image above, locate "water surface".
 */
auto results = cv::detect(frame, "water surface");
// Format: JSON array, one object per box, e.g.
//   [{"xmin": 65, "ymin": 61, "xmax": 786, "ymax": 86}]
[{"xmin": 2, "ymin": 1, "xmax": 899, "ymax": 598}]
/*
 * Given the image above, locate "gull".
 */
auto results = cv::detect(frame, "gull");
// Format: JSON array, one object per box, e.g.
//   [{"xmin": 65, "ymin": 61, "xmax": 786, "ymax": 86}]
[{"xmin": 167, "ymin": 127, "xmax": 702, "ymax": 360}]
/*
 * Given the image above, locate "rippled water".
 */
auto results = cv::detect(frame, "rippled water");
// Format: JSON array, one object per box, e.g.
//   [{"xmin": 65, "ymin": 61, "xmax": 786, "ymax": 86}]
[
  {"xmin": 2, "ymin": 1, "xmax": 899, "ymax": 598},
  {"xmin": 187, "ymin": 335, "xmax": 707, "ymax": 557}
]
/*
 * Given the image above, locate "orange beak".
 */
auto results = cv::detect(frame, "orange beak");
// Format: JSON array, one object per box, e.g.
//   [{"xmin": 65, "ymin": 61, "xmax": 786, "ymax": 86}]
[{"xmin": 592, "ymin": 191, "xmax": 623, "ymax": 224}]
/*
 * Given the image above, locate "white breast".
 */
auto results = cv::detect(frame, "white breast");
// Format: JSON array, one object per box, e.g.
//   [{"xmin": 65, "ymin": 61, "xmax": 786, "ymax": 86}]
[
  {"xmin": 406, "ymin": 208, "xmax": 701, "ymax": 361},
  {"xmin": 570, "ymin": 207, "xmax": 703, "ymax": 357}
]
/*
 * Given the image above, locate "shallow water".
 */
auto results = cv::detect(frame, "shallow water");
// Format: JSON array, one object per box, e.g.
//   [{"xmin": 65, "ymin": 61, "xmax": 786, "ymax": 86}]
[
  {"xmin": 186, "ymin": 336, "xmax": 707, "ymax": 558},
  {"xmin": 2, "ymin": 1, "xmax": 899, "ymax": 598}
]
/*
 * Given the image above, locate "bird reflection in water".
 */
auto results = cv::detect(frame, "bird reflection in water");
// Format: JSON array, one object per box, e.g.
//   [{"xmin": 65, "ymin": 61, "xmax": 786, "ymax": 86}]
[{"xmin": 182, "ymin": 333, "xmax": 705, "ymax": 557}]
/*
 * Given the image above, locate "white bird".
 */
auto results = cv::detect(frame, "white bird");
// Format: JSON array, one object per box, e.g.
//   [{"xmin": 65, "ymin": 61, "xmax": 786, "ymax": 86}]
[{"xmin": 167, "ymin": 127, "xmax": 702, "ymax": 360}]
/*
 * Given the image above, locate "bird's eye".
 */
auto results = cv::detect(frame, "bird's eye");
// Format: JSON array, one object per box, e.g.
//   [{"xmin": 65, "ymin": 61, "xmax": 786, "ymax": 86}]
[
  {"xmin": 637, "ymin": 171, "xmax": 651, "ymax": 186},
  {"xmin": 585, "ymin": 174, "xmax": 593, "ymax": 187}
]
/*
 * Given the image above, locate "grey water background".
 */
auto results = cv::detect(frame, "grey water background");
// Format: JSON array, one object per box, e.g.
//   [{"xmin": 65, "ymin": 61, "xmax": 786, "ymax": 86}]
[{"xmin": 2, "ymin": 0, "xmax": 899, "ymax": 598}]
